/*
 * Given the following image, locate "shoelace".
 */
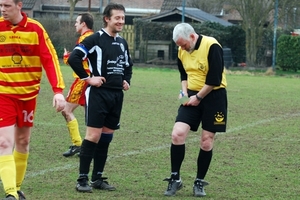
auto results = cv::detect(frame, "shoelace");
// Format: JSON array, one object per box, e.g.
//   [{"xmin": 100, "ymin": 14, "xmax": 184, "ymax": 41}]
[
  {"xmin": 164, "ymin": 178, "xmax": 179, "ymax": 190},
  {"xmin": 92, "ymin": 178, "xmax": 110, "ymax": 185},
  {"xmin": 167, "ymin": 180, "xmax": 173, "ymax": 190},
  {"xmin": 194, "ymin": 181, "xmax": 204, "ymax": 190},
  {"xmin": 163, "ymin": 178, "xmax": 173, "ymax": 190}
]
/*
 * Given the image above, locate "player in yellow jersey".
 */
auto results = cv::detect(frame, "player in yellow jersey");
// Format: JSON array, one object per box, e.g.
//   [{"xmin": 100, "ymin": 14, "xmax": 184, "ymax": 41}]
[
  {"xmin": 163, "ymin": 23, "xmax": 227, "ymax": 197},
  {"xmin": 62, "ymin": 13, "xmax": 94, "ymax": 157},
  {"xmin": 0, "ymin": 0, "xmax": 66, "ymax": 199}
]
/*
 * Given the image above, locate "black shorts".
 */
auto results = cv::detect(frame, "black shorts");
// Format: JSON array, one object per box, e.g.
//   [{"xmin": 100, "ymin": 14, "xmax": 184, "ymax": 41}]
[
  {"xmin": 85, "ymin": 86, "xmax": 124, "ymax": 129},
  {"xmin": 176, "ymin": 88, "xmax": 227, "ymax": 133}
]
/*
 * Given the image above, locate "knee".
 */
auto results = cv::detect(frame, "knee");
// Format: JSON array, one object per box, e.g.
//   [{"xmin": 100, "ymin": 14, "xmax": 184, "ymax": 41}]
[
  {"xmin": 200, "ymin": 131, "xmax": 215, "ymax": 151},
  {"xmin": 171, "ymin": 131, "xmax": 186, "ymax": 144},
  {"xmin": 201, "ymin": 137, "xmax": 214, "ymax": 151},
  {"xmin": 171, "ymin": 122, "xmax": 189, "ymax": 144},
  {"xmin": 0, "ymin": 136, "xmax": 13, "ymax": 150}
]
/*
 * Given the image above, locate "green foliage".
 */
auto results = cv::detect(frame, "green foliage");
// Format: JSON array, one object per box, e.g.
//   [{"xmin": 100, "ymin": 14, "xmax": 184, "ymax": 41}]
[
  {"xmin": 38, "ymin": 17, "xmax": 78, "ymax": 58},
  {"xmin": 223, "ymin": 25, "xmax": 246, "ymax": 63},
  {"xmin": 133, "ymin": 20, "xmax": 174, "ymax": 41},
  {"xmin": 134, "ymin": 19, "xmax": 246, "ymax": 63},
  {"xmin": 276, "ymin": 34, "xmax": 300, "ymax": 71},
  {"xmin": 195, "ymin": 22, "xmax": 246, "ymax": 63},
  {"xmin": 36, "ymin": 17, "xmax": 247, "ymax": 64},
  {"xmin": 36, "ymin": 15, "xmax": 103, "ymax": 58}
]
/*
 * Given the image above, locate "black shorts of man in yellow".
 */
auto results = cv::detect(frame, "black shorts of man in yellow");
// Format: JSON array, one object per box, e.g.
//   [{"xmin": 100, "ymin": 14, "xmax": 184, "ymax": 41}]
[{"xmin": 176, "ymin": 88, "xmax": 227, "ymax": 132}]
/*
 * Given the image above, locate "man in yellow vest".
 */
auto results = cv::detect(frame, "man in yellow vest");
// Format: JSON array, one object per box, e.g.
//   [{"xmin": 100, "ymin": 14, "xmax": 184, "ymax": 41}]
[{"xmin": 163, "ymin": 23, "xmax": 227, "ymax": 197}]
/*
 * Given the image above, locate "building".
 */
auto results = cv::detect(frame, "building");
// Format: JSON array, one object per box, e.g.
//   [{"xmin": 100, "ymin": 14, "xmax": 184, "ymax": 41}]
[
  {"xmin": 144, "ymin": 7, "xmax": 233, "ymax": 27},
  {"xmin": 22, "ymin": 0, "xmax": 241, "ymax": 63},
  {"xmin": 23, "ymin": 0, "xmax": 163, "ymax": 23},
  {"xmin": 22, "ymin": 0, "xmax": 164, "ymax": 55}
]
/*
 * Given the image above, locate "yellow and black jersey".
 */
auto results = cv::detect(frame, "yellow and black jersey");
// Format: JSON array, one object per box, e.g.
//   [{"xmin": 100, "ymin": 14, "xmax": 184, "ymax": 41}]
[{"xmin": 178, "ymin": 35, "xmax": 227, "ymax": 91}]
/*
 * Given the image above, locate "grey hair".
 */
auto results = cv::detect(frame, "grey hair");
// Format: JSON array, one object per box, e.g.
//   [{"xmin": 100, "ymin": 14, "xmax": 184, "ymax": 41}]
[{"xmin": 172, "ymin": 23, "xmax": 196, "ymax": 42}]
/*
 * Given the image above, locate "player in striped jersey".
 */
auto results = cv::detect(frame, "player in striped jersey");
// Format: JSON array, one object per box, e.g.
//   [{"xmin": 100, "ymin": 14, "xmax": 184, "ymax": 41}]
[
  {"xmin": 0, "ymin": 0, "xmax": 66, "ymax": 199},
  {"xmin": 61, "ymin": 13, "xmax": 94, "ymax": 158}
]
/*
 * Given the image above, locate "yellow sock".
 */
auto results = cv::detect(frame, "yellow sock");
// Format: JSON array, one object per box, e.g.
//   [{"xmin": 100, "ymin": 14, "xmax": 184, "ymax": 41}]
[
  {"xmin": 0, "ymin": 155, "xmax": 18, "ymax": 199},
  {"xmin": 67, "ymin": 118, "xmax": 82, "ymax": 146},
  {"xmin": 14, "ymin": 150, "xmax": 29, "ymax": 191}
]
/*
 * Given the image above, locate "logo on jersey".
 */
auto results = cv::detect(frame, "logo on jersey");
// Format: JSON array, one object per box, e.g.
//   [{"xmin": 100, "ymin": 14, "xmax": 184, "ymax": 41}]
[
  {"xmin": 12, "ymin": 52, "xmax": 22, "ymax": 64},
  {"xmin": 214, "ymin": 112, "xmax": 225, "ymax": 125},
  {"xmin": 198, "ymin": 62, "xmax": 205, "ymax": 71},
  {"xmin": 0, "ymin": 35, "xmax": 6, "ymax": 42}
]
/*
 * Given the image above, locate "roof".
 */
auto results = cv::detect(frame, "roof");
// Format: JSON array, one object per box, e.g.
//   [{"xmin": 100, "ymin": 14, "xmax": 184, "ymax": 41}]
[
  {"xmin": 22, "ymin": 0, "xmax": 36, "ymax": 10},
  {"xmin": 110, "ymin": 0, "xmax": 163, "ymax": 10},
  {"xmin": 143, "ymin": 7, "xmax": 233, "ymax": 27},
  {"xmin": 160, "ymin": 0, "xmax": 193, "ymax": 12}
]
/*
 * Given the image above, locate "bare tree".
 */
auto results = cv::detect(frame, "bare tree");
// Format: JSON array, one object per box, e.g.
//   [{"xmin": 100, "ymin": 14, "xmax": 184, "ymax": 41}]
[
  {"xmin": 226, "ymin": 0, "xmax": 300, "ymax": 66},
  {"xmin": 227, "ymin": 0, "xmax": 274, "ymax": 66},
  {"xmin": 191, "ymin": 0, "xmax": 300, "ymax": 65},
  {"xmin": 190, "ymin": 0, "xmax": 226, "ymax": 14},
  {"xmin": 67, "ymin": 0, "xmax": 80, "ymax": 20},
  {"xmin": 278, "ymin": 0, "xmax": 300, "ymax": 30}
]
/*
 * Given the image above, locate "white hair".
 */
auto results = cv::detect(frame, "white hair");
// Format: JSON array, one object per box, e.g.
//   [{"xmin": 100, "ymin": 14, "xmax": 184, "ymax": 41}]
[{"xmin": 172, "ymin": 23, "xmax": 196, "ymax": 42}]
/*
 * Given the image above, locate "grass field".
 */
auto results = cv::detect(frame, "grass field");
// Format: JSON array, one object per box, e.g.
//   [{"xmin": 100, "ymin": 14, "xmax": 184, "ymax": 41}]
[{"xmin": 4, "ymin": 65, "xmax": 300, "ymax": 199}]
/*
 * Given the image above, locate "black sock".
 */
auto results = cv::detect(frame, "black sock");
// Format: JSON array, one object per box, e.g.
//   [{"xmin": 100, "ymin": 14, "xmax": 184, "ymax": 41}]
[
  {"xmin": 196, "ymin": 148, "xmax": 213, "ymax": 179},
  {"xmin": 91, "ymin": 133, "xmax": 113, "ymax": 181},
  {"xmin": 92, "ymin": 141, "xmax": 110, "ymax": 181},
  {"xmin": 79, "ymin": 139, "xmax": 97, "ymax": 176},
  {"xmin": 170, "ymin": 143, "xmax": 185, "ymax": 180}
]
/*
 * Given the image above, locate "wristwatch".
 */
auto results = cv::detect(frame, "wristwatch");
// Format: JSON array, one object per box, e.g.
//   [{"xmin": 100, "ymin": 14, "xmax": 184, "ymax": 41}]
[{"xmin": 195, "ymin": 94, "xmax": 203, "ymax": 101}]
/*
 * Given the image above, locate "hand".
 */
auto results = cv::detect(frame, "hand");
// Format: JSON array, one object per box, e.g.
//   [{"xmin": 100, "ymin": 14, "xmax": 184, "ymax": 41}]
[
  {"xmin": 63, "ymin": 48, "xmax": 69, "ymax": 56},
  {"xmin": 53, "ymin": 93, "xmax": 66, "ymax": 112},
  {"xmin": 86, "ymin": 76, "xmax": 106, "ymax": 87},
  {"xmin": 123, "ymin": 80, "xmax": 130, "ymax": 91},
  {"xmin": 185, "ymin": 95, "xmax": 201, "ymax": 106},
  {"xmin": 178, "ymin": 90, "xmax": 187, "ymax": 99}
]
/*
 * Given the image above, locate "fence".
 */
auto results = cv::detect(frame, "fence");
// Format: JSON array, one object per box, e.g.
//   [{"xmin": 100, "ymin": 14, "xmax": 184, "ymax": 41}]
[{"xmin": 121, "ymin": 25, "xmax": 135, "ymax": 56}]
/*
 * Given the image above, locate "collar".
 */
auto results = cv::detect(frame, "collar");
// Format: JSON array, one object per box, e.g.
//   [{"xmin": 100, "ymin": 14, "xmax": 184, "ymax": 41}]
[
  {"xmin": 194, "ymin": 35, "xmax": 202, "ymax": 50},
  {"xmin": 101, "ymin": 28, "xmax": 119, "ymax": 38},
  {"xmin": 82, "ymin": 29, "xmax": 93, "ymax": 35}
]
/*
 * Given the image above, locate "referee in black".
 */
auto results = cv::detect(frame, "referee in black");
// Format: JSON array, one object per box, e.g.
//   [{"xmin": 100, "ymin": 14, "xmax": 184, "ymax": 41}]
[{"xmin": 68, "ymin": 3, "xmax": 133, "ymax": 193}]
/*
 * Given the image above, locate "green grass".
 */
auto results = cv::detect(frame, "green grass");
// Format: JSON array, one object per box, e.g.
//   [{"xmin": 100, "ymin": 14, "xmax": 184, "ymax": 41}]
[
  {"xmin": 228, "ymin": 66, "xmax": 300, "ymax": 78},
  {"xmin": 5, "ymin": 65, "xmax": 300, "ymax": 199}
]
